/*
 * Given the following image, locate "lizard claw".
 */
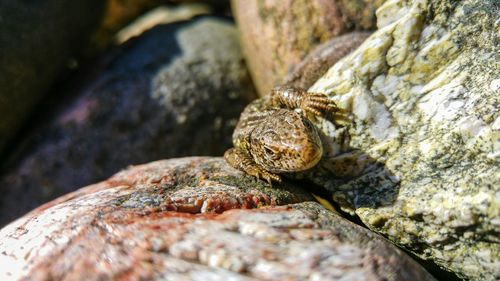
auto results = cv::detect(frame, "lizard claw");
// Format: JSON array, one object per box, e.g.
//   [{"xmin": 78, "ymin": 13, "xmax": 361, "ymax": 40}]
[
  {"xmin": 224, "ymin": 148, "xmax": 282, "ymax": 185},
  {"xmin": 245, "ymin": 165, "xmax": 281, "ymax": 185},
  {"xmin": 300, "ymin": 93, "xmax": 338, "ymax": 117},
  {"xmin": 259, "ymin": 170, "xmax": 282, "ymax": 185}
]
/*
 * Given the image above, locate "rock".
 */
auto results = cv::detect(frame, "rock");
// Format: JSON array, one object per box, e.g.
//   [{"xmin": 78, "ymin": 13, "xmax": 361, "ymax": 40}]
[
  {"xmin": 0, "ymin": 17, "xmax": 256, "ymax": 226},
  {"xmin": 91, "ymin": 0, "xmax": 164, "ymax": 50},
  {"xmin": 0, "ymin": 1, "xmax": 105, "ymax": 154},
  {"xmin": 231, "ymin": 0, "xmax": 384, "ymax": 95},
  {"xmin": 304, "ymin": 0, "xmax": 499, "ymax": 279},
  {"xmin": 114, "ymin": 4, "xmax": 212, "ymax": 44},
  {"xmin": 92, "ymin": 1, "xmax": 213, "ymax": 50},
  {"xmin": 0, "ymin": 157, "xmax": 435, "ymax": 281},
  {"xmin": 284, "ymin": 31, "xmax": 371, "ymax": 89}
]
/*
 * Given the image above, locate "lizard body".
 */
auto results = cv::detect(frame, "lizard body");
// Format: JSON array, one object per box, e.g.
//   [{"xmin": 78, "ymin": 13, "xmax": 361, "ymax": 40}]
[{"xmin": 224, "ymin": 86, "xmax": 337, "ymax": 183}]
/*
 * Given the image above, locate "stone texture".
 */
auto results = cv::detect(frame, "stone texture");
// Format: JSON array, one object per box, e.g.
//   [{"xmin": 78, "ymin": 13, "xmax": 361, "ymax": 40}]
[
  {"xmin": 0, "ymin": 17, "xmax": 255, "ymax": 226},
  {"xmin": 284, "ymin": 31, "xmax": 371, "ymax": 89},
  {"xmin": 302, "ymin": 0, "xmax": 499, "ymax": 279},
  {"xmin": 0, "ymin": 157, "xmax": 435, "ymax": 281},
  {"xmin": 0, "ymin": 1, "xmax": 105, "ymax": 154},
  {"xmin": 231, "ymin": 0, "xmax": 385, "ymax": 96}
]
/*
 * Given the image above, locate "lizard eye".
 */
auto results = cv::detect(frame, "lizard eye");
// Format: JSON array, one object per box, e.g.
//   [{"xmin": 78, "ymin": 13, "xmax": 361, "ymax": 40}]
[
  {"xmin": 264, "ymin": 147, "xmax": 273, "ymax": 155},
  {"xmin": 264, "ymin": 146, "xmax": 280, "ymax": 160}
]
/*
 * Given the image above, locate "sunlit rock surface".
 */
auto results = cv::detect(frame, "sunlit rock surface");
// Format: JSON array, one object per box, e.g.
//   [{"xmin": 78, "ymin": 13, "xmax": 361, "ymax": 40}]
[
  {"xmin": 307, "ymin": 0, "xmax": 499, "ymax": 279},
  {"xmin": 0, "ymin": 157, "xmax": 435, "ymax": 281}
]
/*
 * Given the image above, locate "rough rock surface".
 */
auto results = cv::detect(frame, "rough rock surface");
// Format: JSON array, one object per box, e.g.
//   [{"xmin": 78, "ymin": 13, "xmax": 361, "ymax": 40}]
[
  {"xmin": 284, "ymin": 31, "xmax": 371, "ymax": 89},
  {"xmin": 0, "ymin": 17, "xmax": 255, "ymax": 226},
  {"xmin": 303, "ymin": 0, "xmax": 499, "ymax": 279},
  {"xmin": 0, "ymin": 157, "xmax": 435, "ymax": 281},
  {"xmin": 0, "ymin": 1, "xmax": 105, "ymax": 154},
  {"xmin": 231, "ymin": 0, "xmax": 384, "ymax": 95}
]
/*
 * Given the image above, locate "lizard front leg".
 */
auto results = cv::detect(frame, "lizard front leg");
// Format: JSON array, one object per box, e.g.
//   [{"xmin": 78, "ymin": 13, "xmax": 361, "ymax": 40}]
[
  {"xmin": 224, "ymin": 148, "xmax": 281, "ymax": 184},
  {"xmin": 270, "ymin": 86, "xmax": 338, "ymax": 117}
]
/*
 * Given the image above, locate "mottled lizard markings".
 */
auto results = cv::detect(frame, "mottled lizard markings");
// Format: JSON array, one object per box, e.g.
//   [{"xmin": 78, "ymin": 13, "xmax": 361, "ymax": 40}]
[{"xmin": 224, "ymin": 86, "xmax": 338, "ymax": 184}]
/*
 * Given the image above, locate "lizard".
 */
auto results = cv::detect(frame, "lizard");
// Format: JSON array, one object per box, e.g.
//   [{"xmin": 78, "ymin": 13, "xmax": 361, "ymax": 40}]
[{"xmin": 224, "ymin": 85, "xmax": 338, "ymax": 184}]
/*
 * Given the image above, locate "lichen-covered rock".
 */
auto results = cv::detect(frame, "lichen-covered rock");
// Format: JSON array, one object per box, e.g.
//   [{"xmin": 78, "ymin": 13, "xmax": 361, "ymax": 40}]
[
  {"xmin": 305, "ymin": 0, "xmax": 499, "ymax": 279},
  {"xmin": 0, "ymin": 157, "xmax": 435, "ymax": 281},
  {"xmin": 0, "ymin": 17, "xmax": 255, "ymax": 226},
  {"xmin": 231, "ymin": 0, "xmax": 384, "ymax": 95},
  {"xmin": 0, "ymin": 1, "xmax": 104, "ymax": 154}
]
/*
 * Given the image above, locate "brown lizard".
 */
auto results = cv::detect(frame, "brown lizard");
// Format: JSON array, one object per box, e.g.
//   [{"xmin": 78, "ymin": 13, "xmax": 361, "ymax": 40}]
[{"xmin": 224, "ymin": 86, "xmax": 338, "ymax": 184}]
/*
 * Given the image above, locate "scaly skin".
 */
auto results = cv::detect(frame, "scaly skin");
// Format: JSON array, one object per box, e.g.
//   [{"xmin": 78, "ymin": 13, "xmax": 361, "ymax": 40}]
[{"xmin": 224, "ymin": 86, "xmax": 338, "ymax": 184}]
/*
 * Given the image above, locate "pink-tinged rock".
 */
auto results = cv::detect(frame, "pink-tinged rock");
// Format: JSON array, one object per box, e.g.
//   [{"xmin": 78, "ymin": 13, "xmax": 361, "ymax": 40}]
[
  {"xmin": 231, "ymin": 0, "xmax": 383, "ymax": 95},
  {"xmin": 0, "ymin": 157, "xmax": 434, "ymax": 281}
]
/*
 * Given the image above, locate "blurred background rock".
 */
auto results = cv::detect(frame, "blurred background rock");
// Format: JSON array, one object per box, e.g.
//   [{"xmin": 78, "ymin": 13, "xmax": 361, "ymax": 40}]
[{"xmin": 0, "ymin": 1, "xmax": 105, "ymax": 155}]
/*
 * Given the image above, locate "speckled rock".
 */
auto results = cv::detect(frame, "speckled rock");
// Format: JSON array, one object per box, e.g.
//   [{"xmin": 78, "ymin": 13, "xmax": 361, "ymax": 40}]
[
  {"xmin": 303, "ymin": 0, "xmax": 499, "ymax": 279},
  {"xmin": 0, "ymin": 17, "xmax": 255, "ymax": 226},
  {"xmin": 0, "ymin": 157, "xmax": 435, "ymax": 281},
  {"xmin": 231, "ymin": 0, "xmax": 384, "ymax": 95},
  {"xmin": 0, "ymin": 1, "xmax": 104, "ymax": 154}
]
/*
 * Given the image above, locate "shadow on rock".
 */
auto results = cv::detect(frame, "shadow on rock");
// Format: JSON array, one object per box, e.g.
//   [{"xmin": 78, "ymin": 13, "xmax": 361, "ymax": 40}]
[{"xmin": 296, "ymin": 129, "xmax": 400, "ymax": 213}]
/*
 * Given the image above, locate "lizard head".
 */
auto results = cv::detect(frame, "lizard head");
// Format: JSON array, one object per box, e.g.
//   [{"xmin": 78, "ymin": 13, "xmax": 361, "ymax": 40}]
[{"xmin": 250, "ymin": 109, "xmax": 323, "ymax": 173}]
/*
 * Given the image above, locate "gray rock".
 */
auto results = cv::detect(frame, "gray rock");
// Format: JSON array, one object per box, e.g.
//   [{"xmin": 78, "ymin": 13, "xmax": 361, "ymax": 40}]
[
  {"xmin": 0, "ymin": 1, "xmax": 105, "ymax": 153},
  {"xmin": 0, "ymin": 17, "xmax": 256, "ymax": 226},
  {"xmin": 0, "ymin": 157, "xmax": 435, "ymax": 281},
  {"xmin": 304, "ymin": 0, "xmax": 499, "ymax": 279}
]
